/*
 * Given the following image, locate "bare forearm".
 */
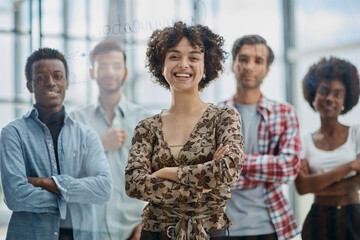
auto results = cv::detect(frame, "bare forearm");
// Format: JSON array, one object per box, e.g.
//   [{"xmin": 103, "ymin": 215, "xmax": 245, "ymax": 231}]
[
  {"xmin": 315, "ymin": 174, "xmax": 360, "ymax": 196},
  {"xmin": 27, "ymin": 177, "xmax": 61, "ymax": 195},
  {"xmin": 296, "ymin": 161, "xmax": 355, "ymax": 194}
]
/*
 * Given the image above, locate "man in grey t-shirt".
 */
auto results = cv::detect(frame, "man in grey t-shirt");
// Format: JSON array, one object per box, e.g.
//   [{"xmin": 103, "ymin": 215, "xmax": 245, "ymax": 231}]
[{"xmin": 214, "ymin": 35, "xmax": 301, "ymax": 240}]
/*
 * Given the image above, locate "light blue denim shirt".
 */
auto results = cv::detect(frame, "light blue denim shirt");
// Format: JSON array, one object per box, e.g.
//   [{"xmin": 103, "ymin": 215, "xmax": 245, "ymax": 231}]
[
  {"xmin": 0, "ymin": 106, "xmax": 112, "ymax": 240},
  {"xmin": 70, "ymin": 95, "xmax": 151, "ymax": 240}
]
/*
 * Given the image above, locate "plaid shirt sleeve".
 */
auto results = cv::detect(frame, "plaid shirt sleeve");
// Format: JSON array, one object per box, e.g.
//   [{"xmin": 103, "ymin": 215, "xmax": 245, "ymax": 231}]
[{"xmin": 232, "ymin": 102, "xmax": 301, "ymax": 190}]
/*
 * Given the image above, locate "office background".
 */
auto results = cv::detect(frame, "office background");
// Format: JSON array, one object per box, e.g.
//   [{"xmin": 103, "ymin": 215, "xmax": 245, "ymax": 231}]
[{"xmin": 0, "ymin": 0, "xmax": 360, "ymax": 237}]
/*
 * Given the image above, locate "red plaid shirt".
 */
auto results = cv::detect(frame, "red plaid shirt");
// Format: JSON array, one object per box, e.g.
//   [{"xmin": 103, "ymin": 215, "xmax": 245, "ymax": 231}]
[{"xmin": 219, "ymin": 94, "xmax": 301, "ymax": 240}]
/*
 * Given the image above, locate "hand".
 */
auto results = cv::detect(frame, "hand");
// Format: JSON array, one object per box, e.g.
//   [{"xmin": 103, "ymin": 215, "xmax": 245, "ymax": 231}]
[
  {"xmin": 129, "ymin": 223, "xmax": 142, "ymax": 240},
  {"xmin": 151, "ymin": 167, "xmax": 178, "ymax": 181},
  {"xmin": 27, "ymin": 177, "xmax": 61, "ymax": 195},
  {"xmin": 350, "ymin": 159, "xmax": 360, "ymax": 172},
  {"xmin": 101, "ymin": 126, "xmax": 127, "ymax": 152},
  {"xmin": 212, "ymin": 144, "xmax": 230, "ymax": 160}
]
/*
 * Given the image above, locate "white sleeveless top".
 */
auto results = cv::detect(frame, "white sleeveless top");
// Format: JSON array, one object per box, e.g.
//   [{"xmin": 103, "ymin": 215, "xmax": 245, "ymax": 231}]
[{"xmin": 301, "ymin": 125, "xmax": 360, "ymax": 178}]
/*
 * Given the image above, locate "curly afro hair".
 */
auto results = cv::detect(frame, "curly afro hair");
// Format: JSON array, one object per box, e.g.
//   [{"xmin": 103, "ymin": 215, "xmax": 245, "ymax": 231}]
[
  {"xmin": 25, "ymin": 47, "xmax": 68, "ymax": 83},
  {"xmin": 146, "ymin": 21, "xmax": 227, "ymax": 91},
  {"xmin": 302, "ymin": 56, "xmax": 360, "ymax": 115}
]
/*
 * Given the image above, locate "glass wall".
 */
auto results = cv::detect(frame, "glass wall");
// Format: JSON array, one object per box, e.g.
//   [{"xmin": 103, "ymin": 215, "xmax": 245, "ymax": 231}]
[{"xmin": 0, "ymin": 0, "xmax": 359, "ymax": 238}]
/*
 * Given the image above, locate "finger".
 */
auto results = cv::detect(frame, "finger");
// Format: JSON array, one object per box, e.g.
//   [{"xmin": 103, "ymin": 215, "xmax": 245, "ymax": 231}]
[
  {"xmin": 217, "ymin": 145, "xmax": 229, "ymax": 155},
  {"xmin": 214, "ymin": 144, "xmax": 223, "ymax": 155}
]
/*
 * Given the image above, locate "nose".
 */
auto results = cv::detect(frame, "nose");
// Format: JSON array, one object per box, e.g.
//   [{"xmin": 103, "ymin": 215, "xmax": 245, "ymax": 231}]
[
  {"xmin": 178, "ymin": 57, "xmax": 189, "ymax": 68},
  {"xmin": 44, "ymin": 75, "xmax": 56, "ymax": 87},
  {"xmin": 243, "ymin": 61, "xmax": 254, "ymax": 70},
  {"xmin": 325, "ymin": 93, "xmax": 335, "ymax": 103}
]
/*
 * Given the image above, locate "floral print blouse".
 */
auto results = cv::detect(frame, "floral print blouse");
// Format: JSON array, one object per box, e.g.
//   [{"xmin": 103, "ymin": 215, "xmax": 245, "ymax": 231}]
[{"xmin": 125, "ymin": 104, "xmax": 244, "ymax": 240}]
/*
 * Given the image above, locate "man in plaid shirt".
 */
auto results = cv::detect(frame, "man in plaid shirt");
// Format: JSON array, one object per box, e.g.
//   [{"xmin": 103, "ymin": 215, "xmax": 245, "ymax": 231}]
[{"xmin": 214, "ymin": 35, "xmax": 301, "ymax": 240}]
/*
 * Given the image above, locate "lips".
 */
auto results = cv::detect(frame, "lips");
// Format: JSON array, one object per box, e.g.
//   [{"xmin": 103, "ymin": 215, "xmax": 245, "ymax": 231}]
[{"xmin": 43, "ymin": 90, "xmax": 60, "ymax": 97}]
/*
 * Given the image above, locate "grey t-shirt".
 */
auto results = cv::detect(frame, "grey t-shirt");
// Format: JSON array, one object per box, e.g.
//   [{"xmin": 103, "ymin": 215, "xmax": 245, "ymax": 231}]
[{"xmin": 226, "ymin": 103, "xmax": 275, "ymax": 236}]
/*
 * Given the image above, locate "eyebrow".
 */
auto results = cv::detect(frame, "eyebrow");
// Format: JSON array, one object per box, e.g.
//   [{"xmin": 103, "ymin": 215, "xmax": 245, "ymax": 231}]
[
  {"xmin": 238, "ymin": 54, "xmax": 265, "ymax": 61},
  {"xmin": 168, "ymin": 49, "xmax": 202, "ymax": 54},
  {"xmin": 35, "ymin": 70, "xmax": 63, "ymax": 75}
]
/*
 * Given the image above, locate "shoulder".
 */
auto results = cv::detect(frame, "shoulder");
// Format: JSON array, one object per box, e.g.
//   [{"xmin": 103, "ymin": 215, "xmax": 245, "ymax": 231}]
[
  {"xmin": 208, "ymin": 105, "xmax": 241, "ymax": 127},
  {"xmin": 69, "ymin": 103, "xmax": 96, "ymax": 118},
  {"xmin": 218, "ymin": 97, "xmax": 235, "ymax": 107},
  {"xmin": 125, "ymin": 101, "xmax": 153, "ymax": 119},
  {"xmin": 135, "ymin": 113, "xmax": 160, "ymax": 131},
  {"xmin": 350, "ymin": 124, "xmax": 360, "ymax": 139},
  {"xmin": 1, "ymin": 118, "xmax": 25, "ymax": 136},
  {"xmin": 263, "ymin": 96, "xmax": 296, "ymax": 113},
  {"xmin": 210, "ymin": 104, "xmax": 239, "ymax": 117}
]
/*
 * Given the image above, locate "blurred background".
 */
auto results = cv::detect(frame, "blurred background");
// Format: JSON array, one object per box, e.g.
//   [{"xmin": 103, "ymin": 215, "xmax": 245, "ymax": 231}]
[{"xmin": 1, "ymin": 0, "xmax": 360, "ymax": 238}]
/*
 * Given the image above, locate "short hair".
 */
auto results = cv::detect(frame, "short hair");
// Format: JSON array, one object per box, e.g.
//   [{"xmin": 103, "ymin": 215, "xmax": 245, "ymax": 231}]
[
  {"xmin": 25, "ymin": 47, "xmax": 69, "ymax": 82},
  {"xmin": 231, "ymin": 34, "xmax": 274, "ymax": 67},
  {"xmin": 302, "ymin": 56, "xmax": 360, "ymax": 114},
  {"xmin": 90, "ymin": 40, "xmax": 126, "ymax": 67},
  {"xmin": 146, "ymin": 21, "xmax": 227, "ymax": 91}
]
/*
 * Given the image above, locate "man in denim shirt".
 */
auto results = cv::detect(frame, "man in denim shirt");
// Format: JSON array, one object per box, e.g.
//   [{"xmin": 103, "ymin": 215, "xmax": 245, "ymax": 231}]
[
  {"xmin": 71, "ymin": 40, "xmax": 150, "ymax": 240},
  {"xmin": 0, "ymin": 48, "xmax": 112, "ymax": 240}
]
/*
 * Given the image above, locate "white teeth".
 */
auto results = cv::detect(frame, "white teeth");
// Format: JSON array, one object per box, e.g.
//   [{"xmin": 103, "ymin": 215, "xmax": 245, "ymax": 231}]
[{"xmin": 176, "ymin": 73, "xmax": 190, "ymax": 77}]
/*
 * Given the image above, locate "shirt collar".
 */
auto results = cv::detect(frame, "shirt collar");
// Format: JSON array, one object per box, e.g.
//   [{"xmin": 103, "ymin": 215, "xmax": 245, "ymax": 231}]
[
  {"xmin": 25, "ymin": 105, "xmax": 75, "ymax": 125},
  {"xmin": 95, "ymin": 94, "xmax": 127, "ymax": 118}
]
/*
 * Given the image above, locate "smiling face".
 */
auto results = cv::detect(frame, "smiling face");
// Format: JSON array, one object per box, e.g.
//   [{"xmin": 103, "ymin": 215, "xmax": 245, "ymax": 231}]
[
  {"xmin": 313, "ymin": 79, "xmax": 346, "ymax": 119},
  {"xmin": 232, "ymin": 44, "xmax": 269, "ymax": 91},
  {"xmin": 90, "ymin": 50, "xmax": 127, "ymax": 95},
  {"xmin": 27, "ymin": 59, "xmax": 68, "ymax": 114},
  {"xmin": 162, "ymin": 37, "xmax": 205, "ymax": 93}
]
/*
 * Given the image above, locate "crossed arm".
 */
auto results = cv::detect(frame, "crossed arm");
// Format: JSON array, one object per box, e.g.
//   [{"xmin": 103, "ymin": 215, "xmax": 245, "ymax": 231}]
[{"xmin": 295, "ymin": 157, "xmax": 360, "ymax": 195}]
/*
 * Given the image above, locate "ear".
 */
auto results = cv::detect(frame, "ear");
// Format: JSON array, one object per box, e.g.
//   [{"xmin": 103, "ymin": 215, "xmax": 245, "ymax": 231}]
[
  {"xmin": 26, "ymin": 81, "xmax": 33, "ymax": 93},
  {"xmin": 123, "ymin": 68, "xmax": 128, "ymax": 83},
  {"xmin": 231, "ymin": 61, "xmax": 236, "ymax": 73},
  {"xmin": 89, "ymin": 68, "xmax": 95, "ymax": 80}
]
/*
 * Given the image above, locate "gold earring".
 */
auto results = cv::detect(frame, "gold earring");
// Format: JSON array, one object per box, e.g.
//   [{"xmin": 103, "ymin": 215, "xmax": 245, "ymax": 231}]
[{"xmin": 341, "ymin": 106, "xmax": 345, "ymax": 111}]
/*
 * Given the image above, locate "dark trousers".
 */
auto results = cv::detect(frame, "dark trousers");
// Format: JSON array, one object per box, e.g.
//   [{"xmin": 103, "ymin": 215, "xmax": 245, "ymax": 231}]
[
  {"xmin": 211, "ymin": 233, "xmax": 277, "ymax": 240},
  {"xmin": 141, "ymin": 230, "xmax": 277, "ymax": 240},
  {"xmin": 302, "ymin": 204, "xmax": 360, "ymax": 240}
]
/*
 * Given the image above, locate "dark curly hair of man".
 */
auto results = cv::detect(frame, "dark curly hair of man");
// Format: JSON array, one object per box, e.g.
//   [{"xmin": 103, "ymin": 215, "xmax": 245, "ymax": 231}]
[
  {"xmin": 146, "ymin": 21, "xmax": 227, "ymax": 90},
  {"xmin": 25, "ymin": 47, "xmax": 69, "ymax": 83},
  {"xmin": 302, "ymin": 56, "xmax": 360, "ymax": 114}
]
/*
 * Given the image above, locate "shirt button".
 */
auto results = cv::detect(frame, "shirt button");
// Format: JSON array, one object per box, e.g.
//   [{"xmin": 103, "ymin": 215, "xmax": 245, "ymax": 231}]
[
  {"xmin": 53, "ymin": 165, "xmax": 57, "ymax": 169},
  {"xmin": 54, "ymin": 231, "xmax": 58, "ymax": 235},
  {"xmin": 49, "ymin": 143, "xmax": 52, "ymax": 147}
]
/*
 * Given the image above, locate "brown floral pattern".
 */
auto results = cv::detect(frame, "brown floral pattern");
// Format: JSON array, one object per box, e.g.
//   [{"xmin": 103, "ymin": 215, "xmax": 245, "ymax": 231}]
[{"xmin": 125, "ymin": 104, "xmax": 244, "ymax": 239}]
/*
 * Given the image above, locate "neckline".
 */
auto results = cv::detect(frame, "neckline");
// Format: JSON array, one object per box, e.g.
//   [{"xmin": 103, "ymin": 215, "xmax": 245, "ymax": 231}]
[
  {"xmin": 310, "ymin": 127, "xmax": 351, "ymax": 152},
  {"xmin": 159, "ymin": 104, "xmax": 212, "ymax": 160}
]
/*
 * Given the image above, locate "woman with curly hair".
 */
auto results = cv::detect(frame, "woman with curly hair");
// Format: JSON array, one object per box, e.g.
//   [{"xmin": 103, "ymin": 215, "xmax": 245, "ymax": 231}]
[
  {"xmin": 295, "ymin": 57, "xmax": 360, "ymax": 239},
  {"xmin": 125, "ymin": 21, "xmax": 244, "ymax": 240}
]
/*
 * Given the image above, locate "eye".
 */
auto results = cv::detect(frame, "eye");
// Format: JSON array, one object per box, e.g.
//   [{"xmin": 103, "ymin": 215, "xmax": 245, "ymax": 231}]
[
  {"xmin": 54, "ymin": 74, "xmax": 63, "ymax": 81},
  {"xmin": 169, "ymin": 55, "xmax": 178, "ymax": 59},
  {"xmin": 35, "ymin": 75, "xmax": 45, "ymax": 81},
  {"xmin": 318, "ymin": 87, "xmax": 329, "ymax": 96},
  {"xmin": 239, "ymin": 58, "xmax": 247, "ymax": 63},
  {"xmin": 334, "ymin": 92, "xmax": 344, "ymax": 98}
]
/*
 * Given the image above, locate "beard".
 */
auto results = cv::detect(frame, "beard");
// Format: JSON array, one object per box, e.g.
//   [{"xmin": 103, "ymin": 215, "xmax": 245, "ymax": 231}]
[
  {"xmin": 99, "ymin": 76, "xmax": 125, "ymax": 94},
  {"xmin": 237, "ymin": 74, "xmax": 263, "ymax": 89}
]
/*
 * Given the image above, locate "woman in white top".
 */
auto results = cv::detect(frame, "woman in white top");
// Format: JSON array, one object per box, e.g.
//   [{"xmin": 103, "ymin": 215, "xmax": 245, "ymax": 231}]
[{"xmin": 295, "ymin": 57, "xmax": 360, "ymax": 240}]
